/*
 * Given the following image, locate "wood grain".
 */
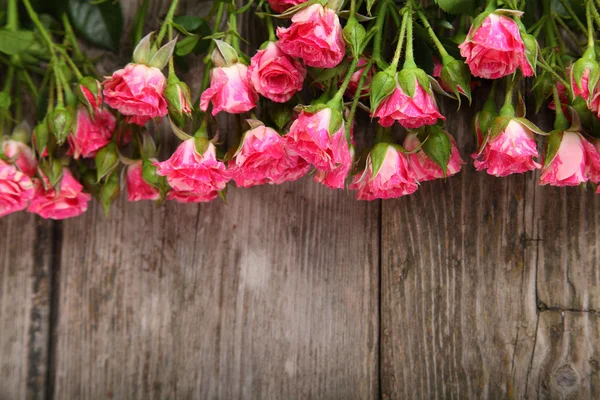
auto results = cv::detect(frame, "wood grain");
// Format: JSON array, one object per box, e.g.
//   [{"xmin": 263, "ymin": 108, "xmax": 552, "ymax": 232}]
[
  {"xmin": 380, "ymin": 99, "xmax": 540, "ymax": 399},
  {"xmin": 52, "ymin": 179, "xmax": 379, "ymax": 399},
  {"xmin": 527, "ymin": 311, "xmax": 600, "ymax": 399},
  {"xmin": 533, "ymin": 186, "xmax": 600, "ymax": 311},
  {"xmin": 0, "ymin": 214, "xmax": 54, "ymax": 400}
]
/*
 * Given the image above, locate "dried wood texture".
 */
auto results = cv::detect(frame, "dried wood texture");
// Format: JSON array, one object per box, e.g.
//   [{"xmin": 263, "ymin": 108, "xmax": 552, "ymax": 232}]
[
  {"xmin": 380, "ymin": 100, "xmax": 540, "ymax": 399},
  {"xmin": 0, "ymin": 214, "xmax": 54, "ymax": 399},
  {"xmin": 53, "ymin": 181, "xmax": 379, "ymax": 399},
  {"xmin": 527, "ymin": 311, "xmax": 600, "ymax": 398}
]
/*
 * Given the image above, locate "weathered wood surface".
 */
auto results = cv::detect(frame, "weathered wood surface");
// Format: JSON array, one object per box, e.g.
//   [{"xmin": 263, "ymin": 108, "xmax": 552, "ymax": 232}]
[
  {"xmin": 0, "ymin": 214, "xmax": 54, "ymax": 400},
  {"xmin": 52, "ymin": 181, "xmax": 379, "ymax": 399},
  {"xmin": 2, "ymin": 0, "xmax": 600, "ymax": 398}
]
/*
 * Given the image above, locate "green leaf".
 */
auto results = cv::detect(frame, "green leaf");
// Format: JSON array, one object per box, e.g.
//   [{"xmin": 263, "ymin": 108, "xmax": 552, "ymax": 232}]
[
  {"xmin": 176, "ymin": 35, "xmax": 200, "ymax": 57},
  {"xmin": 172, "ymin": 16, "xmax": 208, "ymax": 33},
  {"xmin": 67, "ymin": 0, "xmax": 123, "ymax": 51},
  {"xmin": 422, "ymin": 127, "xmax": 451, "ymax": 175},
  {"xmin": 0, "ymin": 29, "xmax": 34, "ymax": 55},
  {"xmin": 434, "ymin": 0, "xmax": 475, "ymax": 15}
]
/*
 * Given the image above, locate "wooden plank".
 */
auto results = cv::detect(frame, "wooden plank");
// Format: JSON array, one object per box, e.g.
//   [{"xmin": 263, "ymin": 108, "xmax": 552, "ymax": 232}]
[
  {"xmin": 52, "ymin": 179, "xmax": 379, "ymax": 399},
  {"xmin": 527, "ymin": 310, "xmax": 600, "ymax": 398},
  {"xmin": 0, "ymin": 213, "xmax": 54, "ymax": 399},
  {"xmin": 380, "ymin": 100, "xmax": 539, "ymax": 399},
  {"xmin": 534, "ymin": 187, "xmax": 600, "ymax": 311}
]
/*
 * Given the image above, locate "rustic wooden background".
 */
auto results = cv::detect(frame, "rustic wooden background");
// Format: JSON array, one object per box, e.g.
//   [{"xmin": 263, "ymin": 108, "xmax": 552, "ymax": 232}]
[{"xmin": 2, "ymin": 0, "xmax": 600, "ymax": 399}]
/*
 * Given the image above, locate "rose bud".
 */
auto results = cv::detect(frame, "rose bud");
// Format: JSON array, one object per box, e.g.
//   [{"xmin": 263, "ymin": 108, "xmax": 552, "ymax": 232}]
[
  {"xmin": 539, "ymin": 131, "xmax": 600, "ymax": 186},
  {"xmin": 458, "ymin": 10, "xmax": 533, "ymax": 79},
  {"xmin": 103, "ymin": 63, "xmax": 168, "ymax": 126},
  {"xmin": 571, "ymin": 48, "xmax": 600, "ymax": 104},
  {"xmin": 47, "ymin": 105, "xmax": 74, "ymax": 145},
  {"xmin": 349, "ymin": 143, "xmax": 418, "ymax": 200},
  {"xmin": 473, "ymin": 119, "xmax": 542, "ymax": 177},
  {"xmin": 68, "ymin": 106, "xmax": 116, "ymax": 159},
  {"xmin": 200, "ymin": 63, "xmax": 257, "ymax": 115},
  {"xmin": 126, "ymin": 160, "xmax": 160, "ymax": 202},
  {"xmin": 164, "ymin": 75, "xmax": 192, "ymax": 119},
  {"xmin": 267, "ymin": 0, "xmax": 306, "ymax": 13},
  {"xmin": 344, "ymin": 57, "xmax": 373, "ymax": 96},
  {"xmin": 2, "ymin": 139, "xmax": 37, "ymax": 177},
  {"xmin": 76, "ymin": 76, "xmax": 103, "ymax": 114},
  {"xmin": 0, "ymin": 160, "xmax": 35, "ymax": 217},
  {"xmin": 248, "ymin": 41, "xmax": 306, "ymax": 103},
  {"xmin": 27, "ymin": 169, "xmax": 91, "ymax": 220},
  {"xmin": 285, "ymin": 106, "xmax": 351, "ymax": 174},
  {"xmin": 100, "ymin": 172, "xmax": 120, "ymax": 217},
  {"xmin": 403, "ymin": 130, "xmax": 463, "ymax": 182},
  {"xmin": 277, "ymin": 4, "xmax": 345, "ymax": 68},
  {"xmin": 154, "ymin": 138, "xmax": 230, "ymax": 202},
  {"xmin": 229, "ymin": 122, "xmax": 309, "ymax": 188},
  {"xmin": 372, "ymin": 68, "xmax": 444, "ymax": 129}
]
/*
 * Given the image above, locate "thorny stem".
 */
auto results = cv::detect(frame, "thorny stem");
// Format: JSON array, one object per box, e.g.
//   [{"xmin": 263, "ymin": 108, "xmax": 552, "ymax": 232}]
[
  {"xmin": 558, "ymin": 0, "xmax": 587, "ymax": 32},
  {"xmin": 331, "ymin": 58, "xmax": 360, "ymax": 104},
  {"xmin": 536, "ymin": 60, "xmax": 569, "ymax": 88},
  {"xmin": 372, "ymin": 0, "xmax": 389, "ymax": 63},
  {"xmin": 417, "ymin": 10, "xmax": 449, "ymax": 60},
  {"xmin": 346, "ymin": 61, "xmax": 372, "ymax": 141},
  {"xmin": 402, "ymin": 6, "xmax": 415, "ymax": 69},
  {"xmin": 390, "ymin": 9, "xmax": 409, "ymax": 70},
  {"xmin": 156, "ymin": 0, "xmax": 180, "ymax": 44},
  {"xmin": 586, "ymin": 0, "xmax": 595, "ymax": 49}
]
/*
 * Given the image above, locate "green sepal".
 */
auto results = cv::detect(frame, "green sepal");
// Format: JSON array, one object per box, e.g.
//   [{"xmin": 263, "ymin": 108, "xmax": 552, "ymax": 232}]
[
  {"xmin": 194, "ymin": 136, "xmax": 210, "ymax": 156},
  {"xmin": 148, "ymin": 38, "xmax": 177, "ymax": 69},
  {"xmin": 95, "ymin": 142, "xmax": 120, "ymax": 182},
  {"xmin": 513, "ymin": 118, "xmax": 547, "ymax": 136},
  {"xmin": 100, "ymin": 172, "xmax": 120, "ymax": 217},
  {"xmin": 440, "ymin": 57, "xmax": 472, "ymax": 106},
  {"xmin": 521, "ymin": 32, "xmax": 538, "ymax": 77},
  {"xmin": 327, "ymin": 107, "xmax": 344, "ymax": 136},
  {"xmin": 397, "ymin": 67, "xmax": 432, "ymax": 98},
  {"xmin": 33, "ymin": 120, "xmax": 49, "ymax": 156},
  {"xmin": 369, "ymin": 69, "xmax": 396, "ymax": 113},
  {"xmin": 544, "ymin": 130, "xmax": 564, "ymax": 169},
  {"xmin": 133, "ymin": 32, "xmax": 153, "ymax": 64},
  {"xmin": 211, "ymin": 39, "xmax": 238, "ymax": 67},
  {"xmin": 422, "ymin": 125, "xmax": 451, "ymax": 176},
  {"xmin": 571, "ymin": 47, "xmax": 600, "ymax": 105},
  {"xmin": 75, "ymin": 76, "xmax": 102, "ymax": 116},
  {"xmin": 369, "ymin": 142, "xmax": 392, "ymax": 179},
  {"xmin": 40, "ymin": 159, "xmax": 64, "ymax": 190}
]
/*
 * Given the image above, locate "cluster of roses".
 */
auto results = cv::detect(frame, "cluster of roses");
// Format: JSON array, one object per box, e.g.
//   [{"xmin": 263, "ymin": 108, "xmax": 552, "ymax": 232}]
[{"xmin": 2, "ymin": 0, "xmax": 600, "ymax": 220}]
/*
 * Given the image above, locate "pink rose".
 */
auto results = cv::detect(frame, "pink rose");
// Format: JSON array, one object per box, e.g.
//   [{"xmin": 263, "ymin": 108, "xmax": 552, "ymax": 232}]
[
  {"xmin": 3, "ymin": 140, "xmax": 37, "ymax": 177},
  {"xmin": 345, "ymin": 57, "xmax": 373, "ymax": 96},
  {"xmin": 126, "ymin": 160, "xmax": 160, "ymax": 202},
  {"xmin": 350, "ymin": 144, "xmax": 418, "ymax": 200},
  {"xmin": 103, "ymin": 63, "xmax": 168, "ymax": 126},
  {"xmin": 229, "ymin": 124, "xmax": 309, "ymax": 188},
  {"xmin": 267, "ymin": 0, "xmax": 306, "ymax": 13},
  {"xmin": 0, "ymin": 160, "xmax": 35, "ymax": 217},
  {"xmin": 154, "ymin": 138, "xmax": 230, "ymax": 202},
  {"xmin": 167, "ymin": 190, "xmax": 219, "ymax": 203},
  {"xmin": 248, "ymin": 42, "xmax": 306, "ymax": 103},
  {"xmin": 68, "ymin": 106, "xmax": 116, "ymax": 159},
  {"xmin": 313, "ymin": 143, "xmax": 353, "ymax": 189},
  {"xmin": 28, "ymin": 169, "xmax": 91, "ymax": 220},
  {"xmin": 373, "ymin": 78, "xmax": 444, "ymax": 129},
  {"xmin": 403, "ymin": 131, "xmax": 463, "ymax": 182},
  {"xmin": 539, "ymin": 132, "xmax": 600, "ymax": 186},
  {"xmin": 473, "ymin": 119, "xmax": 541, "ymax": 177},
  {"xmin": 277, "ymin": 4, "xmax": 345, "ymax": 68},
  {"xmin": 459, "ymin": 12, "xmax": 533, "ymax": 79},
  {"xmin": 286, "ymin": 107, "xmax": 351, "ymax": 173},
  {"xmin": 200, "ymin": 63, "xmax": 258, "ymax": 115}
]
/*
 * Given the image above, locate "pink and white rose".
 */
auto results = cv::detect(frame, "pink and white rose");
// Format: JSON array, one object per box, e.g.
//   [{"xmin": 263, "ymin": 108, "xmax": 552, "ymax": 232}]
[
  {"xmin": 28, "ymin": 169, "xmax": 91, "ymax": 220},
  {"xmin": 155, "ymin": 138, "xmax": 230, "ymax": 202},
  {"xmin": 3, "ymin": 140, "xmax": 37, "ymax": 177},
  {"xmin": 200, "ymin": 63, "xmax": 258, "ymax": 115},
  {"xmin": 473, "ymin": 119, "xmax": 541, "ymax": 177},
  {"xmin": 248, "ymin": 41, "xmax": 306, "ymax": 103},
  {"xmin": 277, "ymin": 4, "xmax": 345, "ymax": 68},
  {"xmin": 0, "ymin": 160, "xmax": 34, "ymax": 217},
  {"xmin": 229, "ymin": 124, "xmax": 309, "ymax": 188},
  {"xmin": 403, "ymin": 132, "xmax": 463, "ymax": 182},
  {"xmin": 103, "ymin": 63, "xmax": 168, "ymax": 126},
  {"xmin": 459, "ymin": 12, "xmax": 533, "ymax": 79},
  {"xmin": 539, "ymin": 132, "xmax": 600, "ymax": 186},
  {"xmin": 68, "ymin": 106, "xmax": 116, "ymax": 159}
]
